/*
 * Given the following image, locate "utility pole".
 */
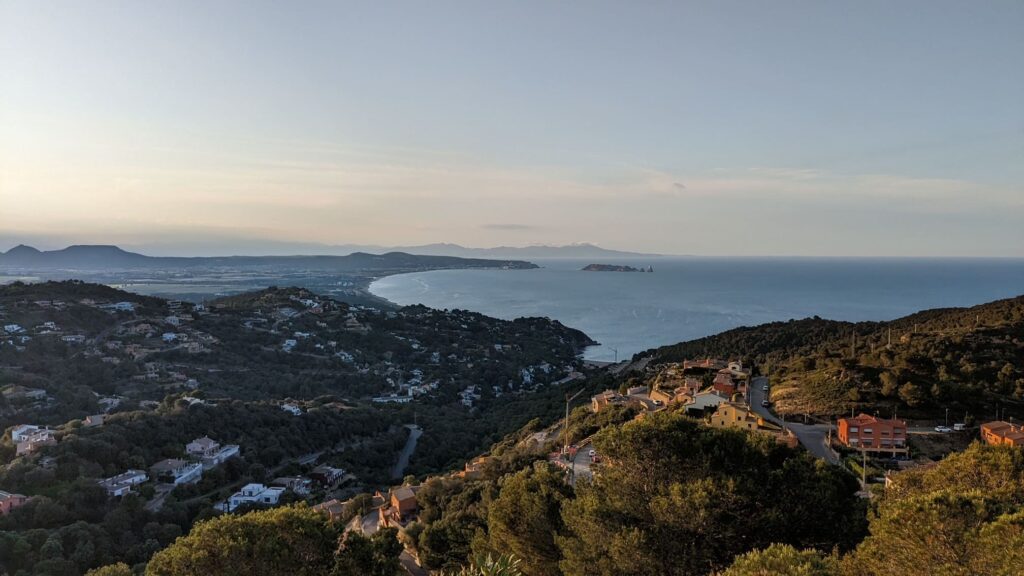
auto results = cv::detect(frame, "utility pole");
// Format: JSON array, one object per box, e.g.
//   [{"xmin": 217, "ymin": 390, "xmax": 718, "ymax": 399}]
[
  {"xmin": 887, "ymin": 328, "xmax": 892, "ymax": 347},
  {"xmin": 945, "ymin": 408, "xmax": 950, "ymax": 427},
  {"xmin": 563, "ymin": 388, "xmax": 585, "ymax": 461},
  {"xmin": 611, "ymin": 347, "xmax": 619, "ymax": 363}
]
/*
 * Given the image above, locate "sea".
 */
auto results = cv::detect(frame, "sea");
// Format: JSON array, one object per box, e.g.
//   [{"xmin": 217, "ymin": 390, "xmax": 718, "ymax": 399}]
[{"xmin": 369, "ymin": 257, "xmax": 1024, "ymax": 362}]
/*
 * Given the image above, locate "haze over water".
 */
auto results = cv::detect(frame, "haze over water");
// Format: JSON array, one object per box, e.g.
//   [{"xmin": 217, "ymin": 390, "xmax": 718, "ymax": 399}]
[{"xmin": 371, "ymin": 258, "xmax": 1024, "ymax": 362}]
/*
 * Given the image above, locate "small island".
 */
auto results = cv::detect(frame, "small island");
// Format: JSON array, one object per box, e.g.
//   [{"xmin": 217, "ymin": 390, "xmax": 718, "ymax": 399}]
[{"xmin": 582, "ymin": 263, "xmax": 653, "ymax": 272}]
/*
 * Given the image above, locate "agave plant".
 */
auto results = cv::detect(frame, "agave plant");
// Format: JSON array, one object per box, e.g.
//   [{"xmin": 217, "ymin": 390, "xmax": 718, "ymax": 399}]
[{"xmin": 447, "ymin": 553, "xmax": 524, "ymax": 576}]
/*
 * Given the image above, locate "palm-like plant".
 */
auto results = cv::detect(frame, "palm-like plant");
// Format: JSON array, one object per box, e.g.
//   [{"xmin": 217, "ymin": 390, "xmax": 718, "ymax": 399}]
[{"xmin": 446, "ymin": 554, "xmax": 524, "ymax": 576}]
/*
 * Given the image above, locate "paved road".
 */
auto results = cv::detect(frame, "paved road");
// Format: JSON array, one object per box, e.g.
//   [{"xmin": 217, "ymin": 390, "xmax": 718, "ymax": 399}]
[
  {"xmin": 749, "ymin": 377, "xmax": 840, "ymax": 464},
  {"xmin": 391, "ymin": 424, "xmax": 422, "ymax": 480},
  {"xmin": 360, "ymin": 509, "xmax": 379, "ymax": 535},
  {"xmin": 569, "ymin": 441, "xmax": 596, "ymax": 485}
]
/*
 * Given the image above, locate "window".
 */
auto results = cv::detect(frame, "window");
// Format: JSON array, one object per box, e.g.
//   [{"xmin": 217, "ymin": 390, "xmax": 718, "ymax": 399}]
[
  {"xmin": 864, "ymin": 428, "xmax": 873, "ymax": 434},
  {"xmin": 850, "ymin": 426, "xmax": 859, "ymax": 433}
]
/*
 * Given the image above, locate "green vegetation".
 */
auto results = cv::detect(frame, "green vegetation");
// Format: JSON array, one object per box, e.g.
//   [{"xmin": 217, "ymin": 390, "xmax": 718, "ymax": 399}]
[{"xmin": 647, "ymin": 295, "xmax": 1024, "ymax": 418}]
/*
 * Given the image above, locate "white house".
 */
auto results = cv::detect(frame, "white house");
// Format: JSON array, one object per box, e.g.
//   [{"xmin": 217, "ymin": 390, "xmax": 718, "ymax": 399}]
[
  {"xmin": 281, "ymin": 403, "xmax": 303, "ymax": 416},
  {"xmin": 98, "ymin": 470, "xmax": 148, "ymax": 497},
  {"xmin": 61, "ymin": 334, "xmax": 85, "ymax": 344},
  {"xmin": 186, "ymin": 437, "xmax": 240, "ymax": 469},
  {"xmin": 217, "ymin": 483, "xmax": 285, "ymax": 512},
  {"xmin": 685, "ymin": 390, "xmax": 730, "ymax": 413},
  {"xmin": 3, "ymin": 324, "xmax": 24, "ymax": 334},
  {"xmin": 150, "ymin": 459, "xmax": 203, "ymax": 485},
  {"xmin": 11, "ymin": 424, "xmax": 41, "ymax": 442},
  {"xmin": 162, "ymin": 332, "xmax": 178, "ymax": 343},
  {"xmin": 164, "ymin": 316, "xmax": 181, "ymax": 326}
]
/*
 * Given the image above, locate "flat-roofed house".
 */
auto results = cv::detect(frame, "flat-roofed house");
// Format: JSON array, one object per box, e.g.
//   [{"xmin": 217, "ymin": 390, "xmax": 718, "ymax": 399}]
[
  {"xmin": 981, "ymin": 421, "xmax": 1024, "ymax": 447},
  {"xmin": 837, "ymin": 414, "xmax": 908, "ymax": 455}
]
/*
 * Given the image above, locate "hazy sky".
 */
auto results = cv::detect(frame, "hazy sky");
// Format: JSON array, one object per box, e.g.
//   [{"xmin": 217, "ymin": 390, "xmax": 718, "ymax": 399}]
[{"xmin": 2, "ymin": 1, "xmax": 1022, "ymax": 256}]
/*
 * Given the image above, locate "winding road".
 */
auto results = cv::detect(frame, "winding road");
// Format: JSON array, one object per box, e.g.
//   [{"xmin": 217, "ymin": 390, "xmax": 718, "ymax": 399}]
[{"xmin": 749, "ymin": 377, "xmax": 840, "ymax": 464}]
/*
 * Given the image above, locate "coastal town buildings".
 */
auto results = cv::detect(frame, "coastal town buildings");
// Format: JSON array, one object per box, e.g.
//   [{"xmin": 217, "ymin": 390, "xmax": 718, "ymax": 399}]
[
  {"xmin": 216, "ymin": 483, "xmax": 285, "ymax": 512},
  {"xmin": 837, "ymin": 414, "xmax": 908, "ymax": 454},
  {"xmin": 0, "ymin": 491, "xmax": 28, "ymax": 515},
  {"xmin": 379, "ymin": 485, "xmax": 420, "ymax": 528},
  {"xmin": 150, "ymin": 459, "xmax": 203, "ymax": 485},
  {"xmin": 98, "ymin": 470, "xmax": 149, "ymax": 497},
  {"xmin": 980, "ymin": 421, "xmax": 1024, "ymax": 447},
  {"xmin": 185, "ymin": 436, "xmax": 240, "ymax": 469}
]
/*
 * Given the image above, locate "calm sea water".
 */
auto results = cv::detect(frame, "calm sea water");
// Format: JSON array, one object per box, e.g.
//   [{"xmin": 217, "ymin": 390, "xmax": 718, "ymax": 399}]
[{"xmin": 370, "ymin": 258, "xmax": 1024, "ymax": 362}]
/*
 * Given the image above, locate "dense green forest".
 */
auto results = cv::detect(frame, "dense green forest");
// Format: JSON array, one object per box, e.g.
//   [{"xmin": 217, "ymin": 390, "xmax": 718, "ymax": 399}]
[{"xmin": 645, "ymin": 295, "xmax": 1024, "ymax": 418}]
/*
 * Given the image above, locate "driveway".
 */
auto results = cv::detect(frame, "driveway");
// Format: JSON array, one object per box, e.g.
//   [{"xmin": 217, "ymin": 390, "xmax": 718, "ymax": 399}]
[{"xmin": 749, "ymin": 377, "xmax": 840, "ymax": 465}]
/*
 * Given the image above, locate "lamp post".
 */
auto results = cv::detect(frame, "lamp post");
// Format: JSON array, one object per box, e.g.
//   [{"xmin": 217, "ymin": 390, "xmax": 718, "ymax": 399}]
[{"xmin": 563, "ymin": 388, "xmax": 585, "ymax": 461}]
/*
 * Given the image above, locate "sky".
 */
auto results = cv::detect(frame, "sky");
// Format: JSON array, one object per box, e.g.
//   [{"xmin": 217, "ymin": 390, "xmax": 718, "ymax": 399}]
[{"xmin": 1, "ymin": 0, "xmax": 1022, "ymax": 256}]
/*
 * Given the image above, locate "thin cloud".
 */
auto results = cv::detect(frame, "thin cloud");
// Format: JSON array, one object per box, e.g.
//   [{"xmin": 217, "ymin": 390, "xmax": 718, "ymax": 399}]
[{"xmin": 481, "ymin": 224, "xmax": 537, "ymax": 231}]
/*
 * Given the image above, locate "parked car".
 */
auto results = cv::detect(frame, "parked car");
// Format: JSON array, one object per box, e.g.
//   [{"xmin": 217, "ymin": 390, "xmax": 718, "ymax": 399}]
[
  {"xmin": 588, "ymin": 449, "xmax": 596, "ymax": 458},
  {"xmin": 761, "ymin": 385, "xmax": 769, "ymax": 391},
  {"xmin": 935, "ymin": 425, "xmax": 953, "ymax": 433},
  {"xmin": 761, "ymin": 400, "xmax": 771, "ymax": 407},
  {"xmin": 653, "ymin": 399, "xmax": 663, "ymax": 406}
]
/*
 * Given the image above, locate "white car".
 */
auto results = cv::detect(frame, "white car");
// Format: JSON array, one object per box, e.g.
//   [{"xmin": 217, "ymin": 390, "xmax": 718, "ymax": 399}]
[
  {"xmin": 761, "ymin": 385, "xmax": 769, "ymax": 391},
  {"xmin": 935, "ymin": 425, "xmax": 953, "ymax": 433},
  {"xmin": 588, "ymin": 449, "xmax": 596, "ymax": 458}
]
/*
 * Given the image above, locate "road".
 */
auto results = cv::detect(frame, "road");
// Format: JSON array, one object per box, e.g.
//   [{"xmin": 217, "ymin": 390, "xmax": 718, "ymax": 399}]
[
  {"xmin": 749, "ymin": 377, "xmax": 840, "ymax": 465},
  {"xmin": 390, "ymin": 424, "xmax": 422, "ymax": 480},
  {"xmin": 568, "ymin": 440, "xmax": 596, "ymax": 486}
]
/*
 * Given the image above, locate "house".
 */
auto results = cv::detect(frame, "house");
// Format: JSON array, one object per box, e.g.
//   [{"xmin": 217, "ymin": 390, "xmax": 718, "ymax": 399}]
[
  {"xmin": 217, "ymin": 483, "xmax": 286, "ymax": 512},
  {"xmin": 0, "ymin": 491, "xmax": 28, "ymax": 515},
  {"xmin": 98, "ymin": 470, "xmax": 148, "ymax": 497},
  {"xmin": 11, "ymin": 424, "xmax": 42, "ymax": 442},
  {"xmin": 837, "ymin": 414, "xmax": 908, "ymax": 454},
  {"xmin": 164, "ymin": 316, "xmax": 181, "ymax": 326},
  {"xmin": 112, "ymin": 302, "xmax": 135, "ymax": 312},
  {"xmin": 310, "ymin": 465, "xmax": 346, "ymax": 487},
  {"xmin": 980, "ymin": 421, "xmax": 1024, "ymax": 447},
  {"xmin": 683, "ymin": 390, "xmax": 730, "ymax": 414},
  {"xmin": 149, "ymin": 459, "xmax": 203, "ymax": 485},
  {"xmin": 707, "ymin": 403, "xmax": 799, "ymax": 448},
  {"xmin": 186, "ymin": 437, "xmax": 240, "ymax": 469},
  {"xmin": 457, "ymin": 456, "xmax": 489, "ymax": 480},
  {"xmin": 312, "ymin": 498, "xmax": 346, "ymax": 521},
  {"xmin": 708, "ymin": 402, "xmax": 765, "ymax": 432},
  {"xmin": 83, "ymin": 414, "xmax": 106, "ymax": 428},
  {"xmin": 3, "ymin": 387, "xmax": 48, "ymax": 402},
  {"xmin": 379, "ymin": 485, "xmax": 420, "ymax": 528},
  {"xmin": 161, "ymin": 332, "xmax": 177, "ymax": 343},
  {"xmin": 186, "ymin": 436, "xmax": 220, "ymax": 457},
  {"xmin": 3, "ymin": 324, "xmax": 24, "ymax": 334},
  {"xmin": 61, "ymin": 334, "xmax": 86, "ymax": 344},
  {"xmin": 282, "ymin": 339, "xmax": 297, "ymax": 352},
  {"xmin": 15, "ymin": 428, "xmax": 57, "ymax": 456},
  {"xmin": 281, "ymin": 403, "xmax": 303, "ymax": 416},
  {"xmin": 271, "ymin": 476, "xmax": 312, "ymax": 496},
  {"xmin": 591, "ymin": 390, "xmax": 643, "ymax": 413}
]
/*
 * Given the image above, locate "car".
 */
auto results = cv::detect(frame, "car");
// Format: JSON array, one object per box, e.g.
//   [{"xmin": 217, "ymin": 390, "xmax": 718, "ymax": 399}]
[
  {"xmin": 761, "ymin": 400, "xmax": 771, "ymax": 407},
  {"xmin": 761, "ymin": 385, "xmax": 769, "ymax": 391},
  {"xmin": 652, "ymin": 399, "xmax": 663, "ymax": 406},
  {"xmin": 588, "ymin": 449, "xmax": 596, "ymax": 458},
  {"xmin": 935, "ymin": 425, "xmax": 953, "ymax": 433}
]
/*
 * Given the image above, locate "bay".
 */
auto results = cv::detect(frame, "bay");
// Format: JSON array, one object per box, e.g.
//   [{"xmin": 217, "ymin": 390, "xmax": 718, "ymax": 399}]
[{"xmin": 370, "ymin": 257, "xmax": 1024, "ymax": 362}]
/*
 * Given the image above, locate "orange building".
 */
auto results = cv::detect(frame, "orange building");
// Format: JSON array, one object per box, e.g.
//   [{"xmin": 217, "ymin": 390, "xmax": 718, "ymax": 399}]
[
  {"xmin": 980, "ymin": 421, "xmax": 1024, "ymax": 447},
  {"xmin": 837, "ymin": 414, "xmax": 908, "ymax": 454}
]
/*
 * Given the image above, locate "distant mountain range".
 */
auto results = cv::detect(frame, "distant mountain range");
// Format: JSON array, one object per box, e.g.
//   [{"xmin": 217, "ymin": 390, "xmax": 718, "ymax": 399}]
[{"xmin": 0, "ymin": 244, "xmax": 539, "ymax": 271}]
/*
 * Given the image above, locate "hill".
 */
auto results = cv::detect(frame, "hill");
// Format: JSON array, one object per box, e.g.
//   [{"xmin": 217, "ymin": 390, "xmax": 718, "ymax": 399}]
[
  {"xmin": 0, "ymin": 244, "xmax": 539, "ymax": 272},
  {"xmin": 643, "ymin": 294, "xmax": 1024, "ymax": 418}
]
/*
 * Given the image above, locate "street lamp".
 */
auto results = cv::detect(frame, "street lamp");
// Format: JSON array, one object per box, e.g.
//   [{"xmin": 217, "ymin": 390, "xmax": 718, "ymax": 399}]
[{"xmin": 563, "ymin": 388, "xmax": 585, "ymax": 461}]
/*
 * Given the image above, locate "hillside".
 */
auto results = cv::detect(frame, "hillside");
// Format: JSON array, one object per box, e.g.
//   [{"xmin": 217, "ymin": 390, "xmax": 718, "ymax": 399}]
[
  {"xmin": 644, "ymin": 295, "xmax": 1024, "ymax": 418},
  {"xmin": 0, "ymin": 244, "xmax": 540, "ymax": 272}
]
